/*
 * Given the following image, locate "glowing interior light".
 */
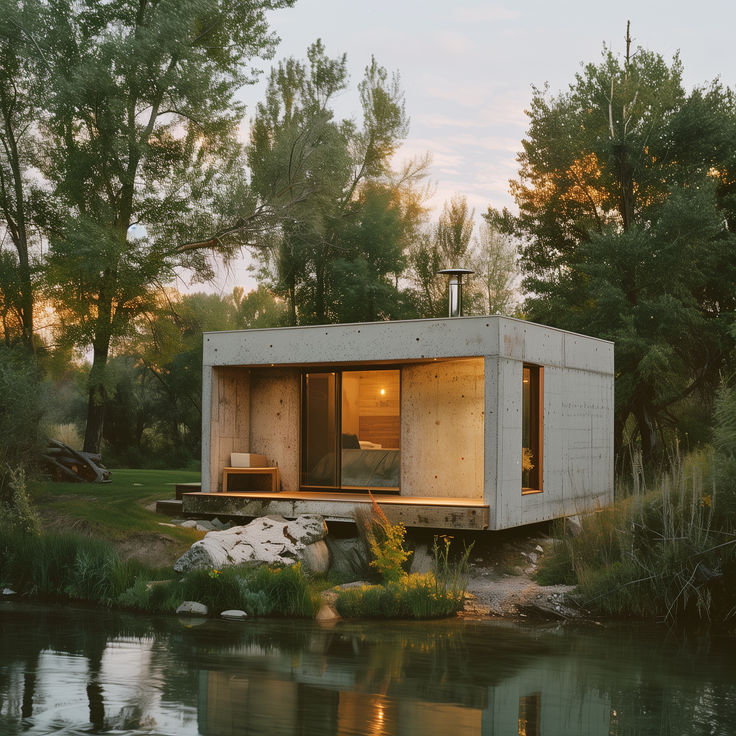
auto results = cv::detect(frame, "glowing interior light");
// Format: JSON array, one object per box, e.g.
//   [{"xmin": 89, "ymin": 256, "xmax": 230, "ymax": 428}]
[{"xmin": 380, "ymin": 388, "xmax": 386, "ymax": 396}]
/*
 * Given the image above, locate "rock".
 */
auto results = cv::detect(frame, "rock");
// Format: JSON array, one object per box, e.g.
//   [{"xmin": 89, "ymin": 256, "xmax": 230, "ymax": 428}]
[
  {"xmin": 334, "ymin": 580, "xmax": 371, "ymax": 590},
  {"xmin": 535, "ymin": 544, "xmax": 544, "ymax": 553},
  {"xmin": 173, "ymin": 514, "xmax": 329, "ymax": 573},
  {"xmin": 210, "ymin": 517, "xmax": 227, "ymax": 531},
  {"xmin": 325, "ymin": 537, "xmax": 369, "ymax": 581},
  {"xmin": 409, "ymin": 543, "xmax": 432, "ymax": 575},
  {"xmin": 196, "ymin": 521, "xmax": 217, "ymax": 532},
  {"xmin": 179, "ymin": 520, "xmax": 198, "ymax": 529},
  {"xmin": 562, "ymin": 515, "xmax": 583, "ymax": 537},
  {"xmin": 221, "ymin": 609, "xmax": 248, "ymax": 621},
  {"xmin": 2, "ymin": 588, "xmax": 17, "ymax": 596},
  {"xmin": 302, "ymin": 540, "xmax": 330, "ymax": 574},
  {"xmin": 176, "ymin": 601, "xmax": 208, "ymax": 616},
  {"xmin": 315, "ymin": 603, "xmax": 340, "ymax": 624}
]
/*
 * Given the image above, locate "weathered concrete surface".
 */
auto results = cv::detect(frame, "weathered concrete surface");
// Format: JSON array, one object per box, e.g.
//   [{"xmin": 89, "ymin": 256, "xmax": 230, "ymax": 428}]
[
  {"xmin": 203, "ymin": 316, "xmax": 612, "ymax": 370},
  {"xmin": 181, "ymin": 493, "xmax": 490, "ymax": 530},
  {"xmin": 173, "ymin": 514, "xmax": 328, "ymax": 572},
  {"xmin": 401, "ymin": 358, "xmax": 484, "ymax": 498},
  {"xmin": 207, "ymin": 367, "xmax": 250, "ymax": 492},
  {"xmin": 249, "ymin": 368, "xmax": 300, "ymax": 491},
  {"xmin": 200, "ymin": 314, "xmax": 614, "ymax": 531}
]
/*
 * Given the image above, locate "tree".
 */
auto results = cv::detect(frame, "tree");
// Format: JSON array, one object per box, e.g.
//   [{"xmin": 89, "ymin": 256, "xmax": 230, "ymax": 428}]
[
  {"xmin": 512, "ymin": 26, "xmax": 736, "ymax": 458},
  {"xmin": 97, "ymin": 287, "xmax": 288, "ymax": 466},
  {"xmin": 0, "ymin": 0, "xmax": 45, "ymax": 350},
  {"xmin": 22, "ymin": 0, "xmax": 294, "ymax": 454},
  {"xmin": 408, "ymin": 194, "xmax": 478, "ymax": 317},
  {"xmin": 470, "ymin": 208, "xmax": 519, "ymax": 315},
  {"xmin": 247, "ymin": 41, "xmax": 427, "ymax": 324}
]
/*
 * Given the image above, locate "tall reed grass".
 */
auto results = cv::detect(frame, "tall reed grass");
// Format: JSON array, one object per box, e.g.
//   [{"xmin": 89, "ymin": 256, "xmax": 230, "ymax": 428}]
[{"xmin": 537, "ymin": 446, "xmax": 736, "ymax": 624}]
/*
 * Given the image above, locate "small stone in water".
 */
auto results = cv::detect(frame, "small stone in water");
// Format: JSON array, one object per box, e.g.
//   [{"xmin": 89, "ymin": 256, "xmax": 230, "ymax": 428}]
[{"xmin": 221, "ymin": 609, "xmax": 248, "ymax": 621}]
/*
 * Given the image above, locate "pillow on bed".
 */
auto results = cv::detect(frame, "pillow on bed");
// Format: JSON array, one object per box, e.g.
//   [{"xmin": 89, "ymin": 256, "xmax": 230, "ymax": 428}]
[{"xmin": 341, "ymin": 433, "xmax": 360, "ymax": 449}]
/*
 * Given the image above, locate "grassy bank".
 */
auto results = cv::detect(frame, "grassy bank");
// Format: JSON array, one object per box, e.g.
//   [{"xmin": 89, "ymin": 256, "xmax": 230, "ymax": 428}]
[
  {"xmin": 537, "ymin": 449, "xmax": 736, "ymax": 625},
  {"xmin": 28, "ymin": 469, "xmax": 202, "ymax": 564},
  {"xmin": 2, "ymin": 477, "xmax": 471, "ymax": 620},
  {"xmin": 0, "ymin": 527, "xmax": 319, "ymax": 617}
]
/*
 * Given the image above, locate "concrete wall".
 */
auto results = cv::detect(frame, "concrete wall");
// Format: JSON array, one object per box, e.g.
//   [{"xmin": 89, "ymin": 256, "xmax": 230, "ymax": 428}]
[
  {"xmin": 249, "ymin": 369, "xmax": 300, "ymax": 491},
  {"xmin": 401, "ymin": 359, "xmax": 484, "ymax": 499},
  {"xmin": 203, "ymin": 367, "xmax": 300, "ymax": 491},
  {"xmin": 486, "ymin": 323, "xmax": 614, "ymax": 529}
]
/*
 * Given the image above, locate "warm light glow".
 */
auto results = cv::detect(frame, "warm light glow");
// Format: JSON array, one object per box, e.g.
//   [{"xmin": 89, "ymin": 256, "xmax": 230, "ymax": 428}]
[{"xmin": 380, "ymin": 388, "xmax": 386, "ymax": 396}]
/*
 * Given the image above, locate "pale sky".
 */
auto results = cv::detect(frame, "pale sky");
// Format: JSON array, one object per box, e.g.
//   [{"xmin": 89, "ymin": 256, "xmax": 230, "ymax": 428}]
[{"xmin": 194, "ymin": 0, "xmax": 736, "ymax": 295}]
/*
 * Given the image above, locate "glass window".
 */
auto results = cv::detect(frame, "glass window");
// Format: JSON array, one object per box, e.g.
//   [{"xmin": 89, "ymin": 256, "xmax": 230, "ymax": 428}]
[
  {"xmin": 522, "ymin": 365, "xmax": 543, "ymax": 491},
  {"xmin": 301, "ymin": 369, "xmax": 400, "ymax": 490},
  {"xmin": 301, "ymin": 372, "xmax": 338, "ymax": 487},
  {"xmin": 341, "ymin": 370, "xmax": 400, "ymax": 489}
]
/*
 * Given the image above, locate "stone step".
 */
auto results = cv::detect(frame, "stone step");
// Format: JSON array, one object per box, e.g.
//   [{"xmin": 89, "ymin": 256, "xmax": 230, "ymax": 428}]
[
  {"xmin": 156, "ymin": 498, "xmax": 182, "ymax": 515},
  {"xmin": 175, "ymin": 482, "xmax": 201, "ymax": 500}
]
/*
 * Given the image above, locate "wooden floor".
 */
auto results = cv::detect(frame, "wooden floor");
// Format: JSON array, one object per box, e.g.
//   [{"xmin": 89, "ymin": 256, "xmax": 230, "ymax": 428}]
[{"xmin": 182, "ymin": 490, "xmax": 490, "ymax": 530}]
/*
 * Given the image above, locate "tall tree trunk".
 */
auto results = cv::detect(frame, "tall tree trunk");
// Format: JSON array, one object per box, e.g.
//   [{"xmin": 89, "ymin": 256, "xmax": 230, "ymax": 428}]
[{"xmin": 83, "ymin": 339, "xmax": 111, "ymax": 455}]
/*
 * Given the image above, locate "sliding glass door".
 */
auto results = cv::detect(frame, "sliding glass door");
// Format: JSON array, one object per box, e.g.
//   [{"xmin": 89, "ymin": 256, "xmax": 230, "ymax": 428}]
[{"xmin": 301, "ymin": 369, "xmax": 400, "ymax": 491}]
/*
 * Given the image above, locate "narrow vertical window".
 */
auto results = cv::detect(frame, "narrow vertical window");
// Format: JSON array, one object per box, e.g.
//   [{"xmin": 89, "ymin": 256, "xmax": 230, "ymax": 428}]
[
  {"xmin": 302, "ymin": 372, "xmax": 338, "ymax": 487},
  {"xmin": 518, "ymin": 692, "xmax": 541, "ymax": 736},
  {"xmin": 522, "ymin": 364, "xmax": 543, "ymax": 492}
]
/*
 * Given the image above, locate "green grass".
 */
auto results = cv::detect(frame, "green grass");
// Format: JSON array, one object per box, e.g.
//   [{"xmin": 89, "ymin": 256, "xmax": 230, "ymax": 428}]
[
  {"xmin": 334, "ymin": 573, "xmax": 465, "ymax": 619},
  {"xmin": 0, "ymin": 527, "xmax": 319, "ymax": 617},
  {"xmin": 29, "ymin": 468, "xmax": 201, "ymax": 546}
]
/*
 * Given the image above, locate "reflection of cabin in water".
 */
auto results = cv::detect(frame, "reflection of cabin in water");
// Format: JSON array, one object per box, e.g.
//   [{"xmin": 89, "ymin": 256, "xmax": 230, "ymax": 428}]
[
  {"xmin": 183, "ymin": 315, "xmax": 614, "ymax": 530},
  {"xmin": 196, "ymin": 624, "xmax": 614, "ymax": 736}
]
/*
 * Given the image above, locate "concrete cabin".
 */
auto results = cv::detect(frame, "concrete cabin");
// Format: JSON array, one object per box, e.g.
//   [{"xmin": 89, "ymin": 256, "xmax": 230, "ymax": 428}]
[{"xmin": 183, "ymin": 316, "xmax": 614, "ymax": 530}]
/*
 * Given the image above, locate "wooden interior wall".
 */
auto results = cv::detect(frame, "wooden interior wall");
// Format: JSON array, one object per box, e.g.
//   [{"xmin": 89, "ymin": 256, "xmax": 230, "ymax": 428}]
[
  {"xmin": 209, "ymin": 367, "xmax": 250, "ymax": 491},
  {"xmin": 359, "ymin": 416, "xmax": 400, "ymax": 449}
]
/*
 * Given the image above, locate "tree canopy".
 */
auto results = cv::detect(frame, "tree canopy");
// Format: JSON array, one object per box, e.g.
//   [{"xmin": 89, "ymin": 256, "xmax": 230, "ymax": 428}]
[
  {"xmin": 0, "ymin": 0, "xmax": 294, "ymax": 452},
  {"xmin": 513, "ymin": 30, "xmax": 736, "ymax": 457}
]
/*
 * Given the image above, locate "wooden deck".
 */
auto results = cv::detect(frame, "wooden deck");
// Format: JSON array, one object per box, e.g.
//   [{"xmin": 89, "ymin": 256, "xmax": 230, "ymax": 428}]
[{"xmin": 181, "ymin": 491, "xmax": 490, "ymax": 530}]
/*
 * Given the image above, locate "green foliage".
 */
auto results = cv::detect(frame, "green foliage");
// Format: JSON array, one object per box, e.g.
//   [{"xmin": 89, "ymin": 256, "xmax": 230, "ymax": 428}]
[
  {"xmin": 713, "ymin": 380, "xmax": 736, "ymax": 522},
  {"xmin": 354, "ymin": 499, "xmax": 412, "ymax": 583},
  {"xmin": 0, "ymin": 467, "xmax": 40, "ymax": 537},
  {"xmin": 0, "ymin": 528, "xmax": 319, "ymax": 617},
  {"xmin": 2, "ymin": 0, "xmax": 295, "ymax": 453},
  {"xmin": 249, "ymin": 41, "xmax": 426, "ymax": 325},
  {"xmin": 334, "ymin": 573, "xmax": 464, "ymax": 619},
  {"xmin": 431, "ymin": 534, "xmax": 474, "ymax": 598},
  {"xmin": 512, "ymin": 38, "xmax": 736, "ymax": 459},
  {"xmin": 537, "ymin": 449, "xmax": 736, "ymax": 624},
  {"xmin": 0, "ymin": 345, "xmax": 43, "ymax": 533},
  {"xmin": 114, "ymin": 563, "xmax": 318, "ymax": 617}
]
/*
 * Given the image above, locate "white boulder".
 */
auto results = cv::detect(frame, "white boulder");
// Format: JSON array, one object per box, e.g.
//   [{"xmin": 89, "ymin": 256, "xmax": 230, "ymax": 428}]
[
  {"xmin": 176, "ymin": 601, "xmax": 208, "ymax": 616},
  {"xmin": 221, "ymin": 609, "xmax": 248, "ymax": 621},
  {"xmin": 173, "ymin": 514, "xmax": 328, "ymax": 573}
]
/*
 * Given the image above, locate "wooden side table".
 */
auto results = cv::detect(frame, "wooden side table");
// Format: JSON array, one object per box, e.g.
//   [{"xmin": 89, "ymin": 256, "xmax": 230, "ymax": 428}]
[{"xmin": 222, "ymin": 466, "xmax": 280, "ymax": 492}]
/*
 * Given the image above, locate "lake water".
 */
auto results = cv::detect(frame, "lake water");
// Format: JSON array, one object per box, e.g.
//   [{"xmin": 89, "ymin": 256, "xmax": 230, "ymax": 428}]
[{"xmin": 1, "ymin": 602, "xmax": 735, "ymax": 735}]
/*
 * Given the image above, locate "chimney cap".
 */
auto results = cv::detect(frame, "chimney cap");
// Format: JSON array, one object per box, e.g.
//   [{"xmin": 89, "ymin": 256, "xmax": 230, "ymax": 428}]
[{"xmin": 437, "ymin": 268, "xmax": 474, "ymax": 276}]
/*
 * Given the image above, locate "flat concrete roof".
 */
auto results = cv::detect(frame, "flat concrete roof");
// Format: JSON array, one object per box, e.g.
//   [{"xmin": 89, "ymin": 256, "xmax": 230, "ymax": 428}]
[{"xmin": 203, "ymin": 315, "xmax": 614, "ymax": 375}]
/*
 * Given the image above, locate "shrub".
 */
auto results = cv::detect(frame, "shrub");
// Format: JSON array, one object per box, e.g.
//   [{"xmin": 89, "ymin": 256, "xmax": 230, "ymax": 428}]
[
  {"xmin": 334, "ymin": 573, "xmax": 464, "ymax": 619},
  {"xmin": 354, "ymin": 494, "xmax": 412, "ymax": 583}
]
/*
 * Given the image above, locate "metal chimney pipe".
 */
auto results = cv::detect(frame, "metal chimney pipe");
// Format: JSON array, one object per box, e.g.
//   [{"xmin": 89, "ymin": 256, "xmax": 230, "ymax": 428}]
[{"xmin": 438, "ymin": 268, "xmax": 474, "ymax": 317}]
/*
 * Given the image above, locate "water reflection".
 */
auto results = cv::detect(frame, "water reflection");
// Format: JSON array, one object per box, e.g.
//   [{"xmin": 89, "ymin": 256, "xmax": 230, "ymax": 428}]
[{"xmin": 1, "ymin": 602, "xmax": 736, "ymax": 735}]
